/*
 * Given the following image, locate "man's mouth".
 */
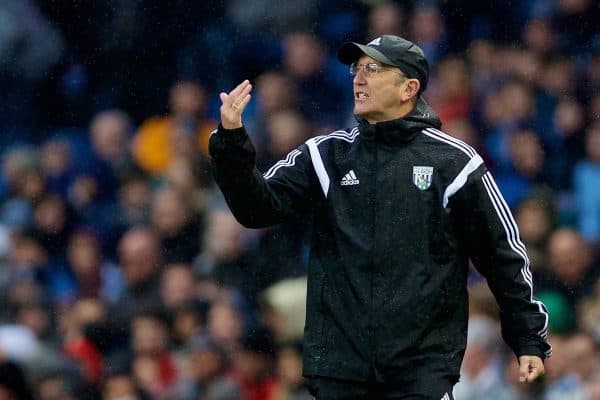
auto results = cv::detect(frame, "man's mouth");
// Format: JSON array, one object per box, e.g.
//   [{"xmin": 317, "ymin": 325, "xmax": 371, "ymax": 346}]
[{"xmin": 355, "ymin": 91, "xmax": 369, "ymax": 100}]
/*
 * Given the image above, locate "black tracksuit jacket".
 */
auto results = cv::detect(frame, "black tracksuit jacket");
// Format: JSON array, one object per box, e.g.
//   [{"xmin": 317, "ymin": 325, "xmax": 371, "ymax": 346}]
[{"xmin": 209, "ymin": 99, "xmax": 551, "ymax": 383}]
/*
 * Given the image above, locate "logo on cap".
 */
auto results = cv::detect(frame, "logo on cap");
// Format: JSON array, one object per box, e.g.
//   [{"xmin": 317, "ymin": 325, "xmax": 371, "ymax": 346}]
[{"xmin": 368, "ymin": 37, "xmax": 382, "ymax": 46}]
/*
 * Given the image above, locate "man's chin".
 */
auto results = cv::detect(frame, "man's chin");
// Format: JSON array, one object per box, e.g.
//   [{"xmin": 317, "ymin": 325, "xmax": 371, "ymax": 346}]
[{"xmin": 353, "ymin": 106, "xmax": 369, "ymax": 118}]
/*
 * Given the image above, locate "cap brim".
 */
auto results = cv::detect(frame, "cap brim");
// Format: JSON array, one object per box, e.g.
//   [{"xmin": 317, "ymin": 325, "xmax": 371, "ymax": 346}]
[{"xmin": 337, "ymin": 42, "xmax": 396, "ymax": 66}]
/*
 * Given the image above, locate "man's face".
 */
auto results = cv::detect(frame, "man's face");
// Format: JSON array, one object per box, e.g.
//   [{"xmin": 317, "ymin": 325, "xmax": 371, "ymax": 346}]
[{"xmin": 353, "ymin": 54, "xmax": 407, "ymax": 123}]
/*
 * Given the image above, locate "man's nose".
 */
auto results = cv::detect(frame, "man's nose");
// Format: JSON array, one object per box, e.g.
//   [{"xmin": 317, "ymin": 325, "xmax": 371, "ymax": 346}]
[{"xmin": 353, "ymin": 73, "xmax": 366, "ymax": 85}]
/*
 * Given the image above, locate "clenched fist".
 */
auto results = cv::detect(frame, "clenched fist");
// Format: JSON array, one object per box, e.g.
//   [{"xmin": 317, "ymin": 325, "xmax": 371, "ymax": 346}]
[
  {"xmin": 518, "ymin": 355, "xmax": 545, "ymax": 383},
  {"xmin": 219, "ymin": 80, "xmax": 253, "ymax": 130}
]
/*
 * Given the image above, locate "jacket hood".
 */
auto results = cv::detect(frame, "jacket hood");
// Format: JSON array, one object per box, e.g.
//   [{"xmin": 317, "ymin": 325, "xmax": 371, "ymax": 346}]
[{"xmin": 356, "ymin": 96, "xmax": 442, "ymax": 145}]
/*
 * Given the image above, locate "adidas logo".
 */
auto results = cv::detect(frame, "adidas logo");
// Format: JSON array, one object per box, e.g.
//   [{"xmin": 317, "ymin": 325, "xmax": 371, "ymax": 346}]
[{"xmin": 340, "ymin": 170, "xmax": 360, "ymax": 186}]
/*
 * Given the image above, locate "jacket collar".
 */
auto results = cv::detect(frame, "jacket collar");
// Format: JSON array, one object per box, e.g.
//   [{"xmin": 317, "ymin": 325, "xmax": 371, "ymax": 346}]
[{"xmin": 356, "ymin": 97, "xmax": 442, "ymax": 145}]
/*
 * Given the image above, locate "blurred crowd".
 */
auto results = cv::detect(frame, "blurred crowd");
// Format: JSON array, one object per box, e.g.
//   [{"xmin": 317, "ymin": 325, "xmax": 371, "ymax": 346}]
[{"xmin": 0, "ymin": 0, "xmax": 599, "ymax": 399}]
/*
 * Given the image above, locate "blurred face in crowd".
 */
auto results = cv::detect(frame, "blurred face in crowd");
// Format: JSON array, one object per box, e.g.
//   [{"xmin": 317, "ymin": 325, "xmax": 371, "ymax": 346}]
[
  {"xmin": 523, "ymin": 19, "xmax": 554, "ymax": 54},
  {"xmin": 541, "ymin": 58, "xmax": 574, "ymax": 97},
  {"xmin": 191, "ymin": 345, "xmax": 226, "ymax": 384},
  {"xmin": 543, "ymin": 334, "xmax": 567, "ymax": 383},
  {"xmin": 444, "ymin": 119, "xmax": 479, "ymax": 147},
  {"xmin": 169, "ymin": 81, "xmax": 206, "ymax": 118},
  {"xmin": 208, "ymin": 301, "xmax": 244, "ymax": 345},
  {"xmin": 172, "ymin": 307, "xmax": 202, "ymax": 344},
  {"xmin": 131, "ymin": 315, "xmax": 168, "ymax": 356},
  {"xmin": 256, "ymin": 71, "xmax": 297, "ymax": 114},
  {"xmin": 90, "ymin": 110, "xmax": 131, "ymax": 162},
  {"xmin": 10, "ymin": 235, "xmax": 47, "ymax": 268},
  {"xmin": 500, "ymin": 81, "xmax": 534, "ymax": 122},
  {"xmin": 585, "ymin": 123, "xmax": 600, "ymax": 163},
  {"xmin": 266, "ymin": 110, "xmax": 310, "ymax": 157},
  {"xmin": 132, "ymin": 355, "xmax": 160, "ymax": 393},
  {"xmin": 118, "ymin": 228, "xmax": 161, "ymax": 287},
  {"xmin": 409, "ymin": 6, "xmax": 443, "ymax": 44},
  {"xmin": 434, "ymin": 57, "xmax": 470, "ymax": 101},
  {"xmin": 368, "ymin": 2, "xmax": 404, "ymax": 39},
  {"xmin": 16, "ymin": 303, "xmax": 51, "ymax": 339},
  {"xmin": 565, "ymin": 333, "xmax": 598, "ymax": 381},
  {"xmin": 352, "ymin": 55, "xmax": 419, "ymax": 124},
  {"xmin": 276, "ymin": 346, "xmax": 304, "ymax": 388},
  {"xmin": 234, "ymin": 349, "xmax": 271, "ymax": 381},
  {"xmin": 160, "ymin": 264, "xmax": 196, "ymax": 309},
  {"xmin": 119, "ymin": 176, "xmax": 151, "ymax": 214},
  {"xmin": 547, "ymin": 228, "xmax": 591, "ymax": 286},
  {"xmin": 60, "ymin": 298, "xmax": 106, "ymax": 339},
  {"xmin": 40, "ymin": 139, "xmax": 71, "ymax": 178},
  {"xmin": 150, "ymin": 187, "xmax": 189, "ymax": 237},
  {"xmin": 37, "ymin": 375, "xmax": 73, "ymax": 400},
  {"xmin": 283, "ymin": 32, "xmax": 324, "ymax": 78},
  {"xmin": 68, "ymin": 230, "xmax": 102, "ymax": 278},
  {"xmin": 508, "ymin": 130, "xmax": 544, "ymax": 178},
  {"xmin": 205, "ymin": 211, "xmax": 245, "ymax": 262},
  {"xmin": 103, "ymin": 374, "xmax": 139, "ymax": 400},
  {"xmin": 34, "ymin": 194, "xmax": 67, "ymax": 234},
  {"xmin": 554, "ymin": 98, "xmax": 585, "ymax": 136},
  {"xmin": 515, "ymin": 198, "xmax": 553, "ymax": 246}
]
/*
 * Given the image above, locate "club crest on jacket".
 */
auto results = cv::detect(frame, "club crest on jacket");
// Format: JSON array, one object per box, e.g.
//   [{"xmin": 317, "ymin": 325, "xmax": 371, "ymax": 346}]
[{"xmin": 413, "ymin": 166, "xmax": 433, "ymax": 190}]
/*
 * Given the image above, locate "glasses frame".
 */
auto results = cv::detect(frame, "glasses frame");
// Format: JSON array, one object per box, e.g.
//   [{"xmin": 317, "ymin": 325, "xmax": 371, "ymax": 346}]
[{"xmin": 349, "ymin": 62, "xmax": 406, "ymax": 78}]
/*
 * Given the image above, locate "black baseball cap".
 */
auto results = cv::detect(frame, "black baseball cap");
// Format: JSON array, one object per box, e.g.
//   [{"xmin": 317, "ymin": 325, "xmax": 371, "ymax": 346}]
[{"xmin": 338, "ymin": 35, "xmax": 429, "ymax": 91}]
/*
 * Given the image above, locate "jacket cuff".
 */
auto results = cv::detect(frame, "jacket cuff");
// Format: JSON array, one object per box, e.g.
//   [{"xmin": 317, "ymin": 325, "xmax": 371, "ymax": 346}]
[
  {"xmin": 208, "ymin": 124, "xmax": 248, "ymax": 157},
  {"xmin": 513, "ymin": 337, "xmax": 549, "ymax": 360}
]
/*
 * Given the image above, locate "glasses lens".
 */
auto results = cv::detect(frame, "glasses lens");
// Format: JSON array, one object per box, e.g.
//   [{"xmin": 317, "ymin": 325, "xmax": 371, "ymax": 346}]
[{"xmin": 366, "ymin": 64, "xmax": 379, "ymax": 75}]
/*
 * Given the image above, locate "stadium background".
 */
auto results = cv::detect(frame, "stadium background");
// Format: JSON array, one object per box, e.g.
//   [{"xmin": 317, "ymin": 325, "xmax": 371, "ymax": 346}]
[{"xmin": 0, "ymin": 0, "xmax": 599, "ymax": 398}]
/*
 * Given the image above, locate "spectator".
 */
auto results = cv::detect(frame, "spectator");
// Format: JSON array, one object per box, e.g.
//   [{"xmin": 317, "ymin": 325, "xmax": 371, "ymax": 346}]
[
  {"xmin": 64, "ymin": 228, "xmax": 124, "ymax": 304},
  {"xmin": 454, "ymin": 316, "xmax": 507, "ymax": 400},
  {"xmin": 273, "ymin": 342, "xmax": 311, "ymax": 400},
  {"xmin": 159, "ymin": 263, "xmax": 197, "ymax": 311},
  {"xmin": 150, "ymin": 186, "xmax": 202, "ymax": 264},
  {"xmin": 180, "ymin": 335, "xmax": 240, "ymax": 400},
  {"xmin": 111, "ymin": 227, "xmax": 163, "ymax": 326},
  {"xmin": 130, "ymin": 311, "xmax": 178, "ymax": 398},
  {"xmin": 89, "ymin": 109, "xmax": 135, "ymax": 180},
  {"xmin": 102, "ymin": 372, "xmax": 150, "ymax": 400},
  {"xmin": 574, "ymin": 121, "xmax": 600, "ymax": 243},
  {"xmin": 133, "ymin": 81, "xmax": 216, "ymax": 176},
  {"xmin": 367, "ymin": 2, "xmax": 406, "ymax": 40},
  {"xmin": 537, "ymin": 228, "xmax": 600, "ymax": 315},
  {"xmin": 231, "ymin": 326, "xmax": 278, "ymax": 400}
]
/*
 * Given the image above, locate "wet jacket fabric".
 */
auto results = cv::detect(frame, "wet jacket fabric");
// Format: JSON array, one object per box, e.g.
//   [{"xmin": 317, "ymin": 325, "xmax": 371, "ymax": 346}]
[{"xmin": 209, "ymin": 99, "xmax": 551, "ymax": 382}]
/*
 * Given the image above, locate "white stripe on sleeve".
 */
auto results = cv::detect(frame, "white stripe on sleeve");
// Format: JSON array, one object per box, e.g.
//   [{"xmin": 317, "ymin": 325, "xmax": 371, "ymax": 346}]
[
  {"xmin": 306, "ymin": 138, "xmax": 330, "ymax": 197},
  {"xmin": 481, "ymin": 172, "xmax": 549, "ymax": 338},
  {"xmin": 263, "ymin": 149, "xmax": 302, "ymax": 179},
  {"xmin": 443, "ymin": 155, "xmax": 483, "ymax": 207}
]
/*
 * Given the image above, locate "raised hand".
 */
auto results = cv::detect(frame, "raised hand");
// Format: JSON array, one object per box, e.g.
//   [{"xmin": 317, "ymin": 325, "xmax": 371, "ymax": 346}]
[{"xmin": 219, "ymin": 80, "xmax": 253, "ymax": 130}]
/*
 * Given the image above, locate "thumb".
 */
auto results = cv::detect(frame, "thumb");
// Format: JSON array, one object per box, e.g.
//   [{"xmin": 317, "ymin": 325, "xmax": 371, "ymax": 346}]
[{"xmin": 519, "ymin": 359, "xmax": 530, "ymax": 383}]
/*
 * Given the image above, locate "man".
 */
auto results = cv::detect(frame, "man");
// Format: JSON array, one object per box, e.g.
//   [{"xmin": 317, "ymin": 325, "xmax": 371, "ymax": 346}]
[{"xmin": 209, "ymin": 35, "xmax": 551, "ymax": 399}]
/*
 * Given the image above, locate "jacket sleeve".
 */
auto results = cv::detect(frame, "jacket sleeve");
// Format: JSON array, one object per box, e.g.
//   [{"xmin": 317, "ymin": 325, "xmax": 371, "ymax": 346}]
[
  {"xmin": 209, "ymin": 124, "xmax": 316, "ymax": 228},
  {"xmin": 451, "ymin": 164, "xmax": 552, "ymax": 359}
]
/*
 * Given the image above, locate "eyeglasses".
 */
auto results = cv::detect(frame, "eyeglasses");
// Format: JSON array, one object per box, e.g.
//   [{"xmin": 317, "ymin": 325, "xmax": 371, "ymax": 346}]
[{"xmin": 349, "ymin": 62, "xmax": 406, "ymax": 78}]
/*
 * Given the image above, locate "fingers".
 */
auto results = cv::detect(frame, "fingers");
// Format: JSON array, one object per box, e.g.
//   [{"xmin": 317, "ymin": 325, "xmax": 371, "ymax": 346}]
[
  {"xmin": 229, "ymin": 79, "xmax": 250, "ymax": 99},
  {"xmin": 219, "ymin": 80, "xmax": 253, "ymax": 130},
  {"xmin": 232, "ymin": 83, "xmax": 252, "ymax": 110}
]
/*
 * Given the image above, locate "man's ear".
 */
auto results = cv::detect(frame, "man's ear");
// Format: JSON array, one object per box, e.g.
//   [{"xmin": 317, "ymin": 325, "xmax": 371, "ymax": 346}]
[{"xmin": 401, "ymin": 79, "xmax": 421, "ymax": 102}]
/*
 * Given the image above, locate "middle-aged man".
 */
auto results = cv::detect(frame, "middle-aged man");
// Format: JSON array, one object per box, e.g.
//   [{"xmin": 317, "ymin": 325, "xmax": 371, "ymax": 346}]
[{"xmin": 209, "ymin": 35, "xmax": 551, "ymax": 399}]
